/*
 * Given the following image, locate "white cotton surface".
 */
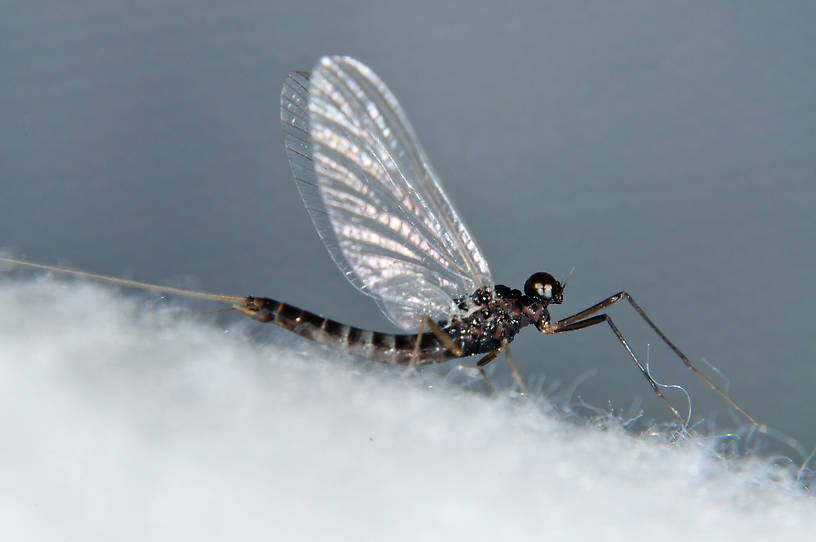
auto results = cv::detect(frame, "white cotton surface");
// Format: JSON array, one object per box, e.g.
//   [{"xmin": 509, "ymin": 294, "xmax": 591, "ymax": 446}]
[{"xmin": 0, "ymin": 278, "xmax": 813, "ymax": 541}]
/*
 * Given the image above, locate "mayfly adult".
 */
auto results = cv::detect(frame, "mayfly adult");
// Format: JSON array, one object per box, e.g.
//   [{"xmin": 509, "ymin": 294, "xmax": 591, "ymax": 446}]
[{"xmin": 1, "ymin": 56, "xmax": 762, "ymax": 430}]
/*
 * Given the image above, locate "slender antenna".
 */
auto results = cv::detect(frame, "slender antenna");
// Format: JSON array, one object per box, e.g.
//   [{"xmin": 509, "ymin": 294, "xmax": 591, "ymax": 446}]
[
  {"xmin": 562, "ymin": 266, "xmax": 576, "ymax": 291},
  {"xmin": 0, "ymin": 256, "xmax": 247, "ymax": 305}
]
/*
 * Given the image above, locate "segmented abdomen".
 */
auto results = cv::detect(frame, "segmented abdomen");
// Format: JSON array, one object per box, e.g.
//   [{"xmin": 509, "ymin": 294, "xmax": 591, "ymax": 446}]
[{"xmin": 246, "ymin": 297, "xmax": 460, "ymax": 364}]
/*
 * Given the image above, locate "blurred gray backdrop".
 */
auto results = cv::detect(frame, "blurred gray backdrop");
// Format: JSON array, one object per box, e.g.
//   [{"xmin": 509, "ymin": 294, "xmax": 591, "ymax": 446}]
[{"xmin": 2, "ymin": 1, "xmax": 814, "ymax": 456}]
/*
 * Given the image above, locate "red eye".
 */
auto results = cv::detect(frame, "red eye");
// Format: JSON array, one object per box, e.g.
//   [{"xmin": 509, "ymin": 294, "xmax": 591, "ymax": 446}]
[{"xmin": 524, "ymin": 272, "xmax": 559, "ymax": 299}]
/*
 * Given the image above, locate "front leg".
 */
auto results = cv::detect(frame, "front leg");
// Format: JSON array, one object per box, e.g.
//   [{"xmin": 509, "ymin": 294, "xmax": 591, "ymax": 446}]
[{"xmin": 544, "ymin": 291, "xmax": 761, "ymax": 429}]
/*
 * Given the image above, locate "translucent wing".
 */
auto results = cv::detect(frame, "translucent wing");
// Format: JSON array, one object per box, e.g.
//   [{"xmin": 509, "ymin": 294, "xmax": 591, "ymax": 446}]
[{"xmin": 280, "ymin": 56, "xmax": 492, "ymax": 330}]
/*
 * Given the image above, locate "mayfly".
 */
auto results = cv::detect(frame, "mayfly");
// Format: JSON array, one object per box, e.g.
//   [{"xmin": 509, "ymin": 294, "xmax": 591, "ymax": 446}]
[{"xmin": 1, "ymin": 56, "xmax": 760, "ymax": 429}]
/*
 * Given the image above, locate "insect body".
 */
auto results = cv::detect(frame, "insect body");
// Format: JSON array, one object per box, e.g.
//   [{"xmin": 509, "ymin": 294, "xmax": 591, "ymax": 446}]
[
  {"xmin": 0, "ymin": 56, "xmax": 761, "ymax": 430},
  {"xmin": 239, "ymin": 273, "xmax": 558, "ymax": 366}
]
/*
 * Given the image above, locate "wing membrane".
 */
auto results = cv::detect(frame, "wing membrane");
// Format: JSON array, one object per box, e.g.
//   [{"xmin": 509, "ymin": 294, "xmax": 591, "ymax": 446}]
[{"xmin": 280, "ymin": 57, "xmax": 492, "ymax": 330}]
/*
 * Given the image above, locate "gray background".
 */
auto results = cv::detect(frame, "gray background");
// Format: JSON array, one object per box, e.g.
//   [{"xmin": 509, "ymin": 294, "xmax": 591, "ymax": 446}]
[{"xmin": 2, "ymin": 1, "xmax": 814, "ymax": 455}]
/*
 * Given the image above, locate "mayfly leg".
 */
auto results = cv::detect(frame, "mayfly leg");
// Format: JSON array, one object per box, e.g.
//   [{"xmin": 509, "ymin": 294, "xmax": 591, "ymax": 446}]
[
  {"xmin": 502, "ymin": 342, "xmax": 528, "ymax": 396},
  {"xmin": 476, "ymin": 350, "xmax": 499, "ymax": 392},
  {"xmin": 476, "ymin": 341, "xmax": 528, "ymax": 397},
  {"xmin": 409, "ymin": 315, "xmax": 463, "ymax": 370},
  {"xmin": 553, "ymin": 312, "xmax": 688, "ymax": 427},
  {"xmin": 547, "ymin": 291, "xmax": 762, "ymax": 429}
]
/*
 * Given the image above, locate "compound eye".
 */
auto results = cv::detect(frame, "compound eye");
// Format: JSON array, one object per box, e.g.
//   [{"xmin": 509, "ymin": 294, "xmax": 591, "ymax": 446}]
[{"xmin": 524, "ymin": 272, "xmax": 558, "ymax": 299}]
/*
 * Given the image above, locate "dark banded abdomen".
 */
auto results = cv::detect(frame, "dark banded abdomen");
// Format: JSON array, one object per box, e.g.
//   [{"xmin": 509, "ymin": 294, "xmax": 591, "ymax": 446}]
[{"xmin": 245, "ymin": 297, "xmax": 460, "ymax": 364}]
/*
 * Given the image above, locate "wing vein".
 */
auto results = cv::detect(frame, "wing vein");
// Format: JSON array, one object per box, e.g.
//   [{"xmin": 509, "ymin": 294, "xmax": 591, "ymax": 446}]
[{"xmin": 280, "ymin": 57, "xmax": 492, "ymax": 330}]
